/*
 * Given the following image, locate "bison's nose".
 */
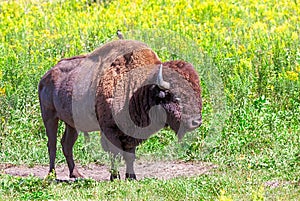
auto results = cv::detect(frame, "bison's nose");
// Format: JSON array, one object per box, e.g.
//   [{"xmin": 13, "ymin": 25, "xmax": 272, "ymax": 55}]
[{"xmin": 190, "ymin": 117, "xmax": 202, "ymax": 129}]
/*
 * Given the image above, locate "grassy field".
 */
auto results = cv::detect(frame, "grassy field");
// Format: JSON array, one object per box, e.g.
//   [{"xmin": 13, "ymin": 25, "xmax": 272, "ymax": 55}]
[{"xmin": 0, "ymin": 0, "xmax": 299, "ymax": 200}]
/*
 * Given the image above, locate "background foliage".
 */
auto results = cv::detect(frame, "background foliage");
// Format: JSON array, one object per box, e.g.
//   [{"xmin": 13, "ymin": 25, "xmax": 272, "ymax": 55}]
[{"xmin": 0, "ymin": 0, "xmax": 299, "ymax": 200}]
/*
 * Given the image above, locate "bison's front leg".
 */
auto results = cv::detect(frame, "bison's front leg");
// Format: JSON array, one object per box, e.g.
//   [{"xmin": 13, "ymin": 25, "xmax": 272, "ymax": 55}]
[
  {"xmin": 110, "ymin": 154, "xmax": 121, "ymax": 181},
  {"xmin": 61, "ymin": 124, "xmax": 83, "ymax": 178},
  {"xmin": 100, "ymin": 133, "xmax": 122, "ymax": 181},
  {"xmin": 123, "ymin": 147, "xmax": 137, "ymax": 180}
]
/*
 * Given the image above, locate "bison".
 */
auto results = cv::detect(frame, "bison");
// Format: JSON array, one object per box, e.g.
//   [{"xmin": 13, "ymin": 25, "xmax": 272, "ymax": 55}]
[{"xmin": 38, "ymin": 39, "xmax": 202, "ymax": 180}]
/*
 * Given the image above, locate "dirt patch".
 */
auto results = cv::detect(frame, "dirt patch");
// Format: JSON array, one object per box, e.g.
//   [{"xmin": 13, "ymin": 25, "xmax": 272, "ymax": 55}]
[{"xmin": 0, "ymin": 161, "xmax": 217, "ymax": 181}]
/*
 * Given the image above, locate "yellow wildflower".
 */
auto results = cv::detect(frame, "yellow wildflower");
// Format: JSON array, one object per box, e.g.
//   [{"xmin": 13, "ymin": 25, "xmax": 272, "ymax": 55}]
[
  {"xmin": 291, "ymin": 32, "xmax": 298, "ymax": 40},
  {"xmin": 267, "ymin": 84, "xmax": 274, "ymax": 91},
  {"xmin": 286, "ymin": 71, "xmax": 298, "ymax": 81},
  {"xmin": 275, "ymin": 23, "xmax": 289, "ymax": 33},
  {"xmin": 240, "ymin": 58, "xmax": 252, "ymax": 71},
  {"xmin": 252, "ymin": 21, "xmax": 267, "ymax": 31},
  {"xmin": 0, "ymin": 87, "xmax": 5, "ymax": 96},
  {"xmin": 238, "ymin": 45, "xmax": 246, "ymax": 55},
  {"xmin": 219, "ymin": 189, "xmax": 233, "ymax": 201}
]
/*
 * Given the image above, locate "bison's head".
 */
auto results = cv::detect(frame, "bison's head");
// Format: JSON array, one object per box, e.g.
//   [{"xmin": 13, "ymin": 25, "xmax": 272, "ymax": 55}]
[
  {"xmin": 154, "ymin": 61, "xmax": 202, "ymax": 139},
  {"xmin": 127, "ymin": 61, "xmax": 202, "ymax": 140},
  {"xmin": 112, "ymin": 58, "xmax": 202, "ymax": 141}
]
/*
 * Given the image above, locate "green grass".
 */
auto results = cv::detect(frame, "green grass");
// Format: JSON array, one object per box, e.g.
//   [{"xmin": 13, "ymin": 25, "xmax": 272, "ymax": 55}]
[
  {"xmin": 0, "ymin": 0, "xmax": 300, "ymax": 200},
  {"xmin": 1, "ymin": 168, "xmax": 299, "ymax": 200}
]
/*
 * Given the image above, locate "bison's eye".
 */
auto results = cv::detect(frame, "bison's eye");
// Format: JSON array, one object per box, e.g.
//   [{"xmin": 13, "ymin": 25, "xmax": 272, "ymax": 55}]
[
  {"xmin": 154, "ymin": 89, "xmax": 170, "ymax": 105},
  {"xmin": 158, "ymin": 91, "xmax": 165, "ymax": 99},
  {"xmin": 158, "ymin": 90, "xmax": 171, "ymax": 100}
]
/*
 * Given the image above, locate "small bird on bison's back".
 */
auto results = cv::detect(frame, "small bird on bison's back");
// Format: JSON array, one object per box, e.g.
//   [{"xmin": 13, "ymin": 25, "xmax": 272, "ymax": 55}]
[{"xmin": 116, "ymin": 30, "xmax": 124, "ymax": 39}]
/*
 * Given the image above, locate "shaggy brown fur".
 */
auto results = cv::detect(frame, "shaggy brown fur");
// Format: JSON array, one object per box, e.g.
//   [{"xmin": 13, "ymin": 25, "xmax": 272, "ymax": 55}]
[
  {"xmin": 97, "ymin": 48, "xmax": 161, "ymax": 100},
  {"xmin": 162, "ymin": 60, "xmax": 202, "ymax": 113}
]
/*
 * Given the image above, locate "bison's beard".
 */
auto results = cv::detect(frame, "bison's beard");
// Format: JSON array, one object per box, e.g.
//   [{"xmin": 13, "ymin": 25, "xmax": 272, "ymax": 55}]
[{"xmin": 162, "ymin": 102, "xmax": 186, "ymax": 140}]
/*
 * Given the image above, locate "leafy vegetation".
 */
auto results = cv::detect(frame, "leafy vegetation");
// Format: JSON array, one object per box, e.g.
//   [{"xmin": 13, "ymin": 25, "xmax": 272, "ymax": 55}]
[{"xmin": 0, "ymin": 0, "xmax": 299, "ymax": 200}]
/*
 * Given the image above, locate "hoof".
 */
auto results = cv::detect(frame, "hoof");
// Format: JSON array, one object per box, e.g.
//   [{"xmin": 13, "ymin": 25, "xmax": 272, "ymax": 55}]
[
  {"xmin": 46, "ymin": 169, "xmax": 56, "ymax": 179},
  {"xmin": 55, "ymin": 179, "xmax": 71, "ymax": 183},
  {"xmin": 110, "ymin": 172, "xmax": 120, "ymax": 181},
  {"xmin": 70, "ymin": 168, "xmax": 84, "ymax": 178},
  {"xmin": 125, "ymin": 173, "xmax": 137, "ymax": 180}
]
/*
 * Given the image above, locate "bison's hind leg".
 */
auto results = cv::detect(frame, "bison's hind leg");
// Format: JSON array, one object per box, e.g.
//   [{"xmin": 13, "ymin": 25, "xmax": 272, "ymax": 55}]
[
  {"xmin": 41, "ymin": 111, "xmax": 59, "ymax": 176},
  {"xmin": 61, "ymin": 124, "xmax": 83, "ymax": 178}
]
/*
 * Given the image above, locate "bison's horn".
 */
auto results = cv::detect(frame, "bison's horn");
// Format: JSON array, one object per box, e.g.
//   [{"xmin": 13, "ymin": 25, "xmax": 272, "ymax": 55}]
[{"xmin": 157, "ymin": 64, "xmax": 170, "ymax": 90}]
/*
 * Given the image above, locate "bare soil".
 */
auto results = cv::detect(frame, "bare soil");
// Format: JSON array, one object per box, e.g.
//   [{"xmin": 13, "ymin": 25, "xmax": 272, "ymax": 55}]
[{"xmin": 0, "ymin": 161, "xmax": 217, "ymax": 181}]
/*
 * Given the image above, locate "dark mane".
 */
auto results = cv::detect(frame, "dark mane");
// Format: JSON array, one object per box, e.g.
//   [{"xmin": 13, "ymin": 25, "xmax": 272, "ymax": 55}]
[
  {"xmin": 163, "ymin": 60, "xmax": 202, "ymax": 109},
  {"xmin": 163, "ymin": 60, "xmax": 200, "ymax": 94}
]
